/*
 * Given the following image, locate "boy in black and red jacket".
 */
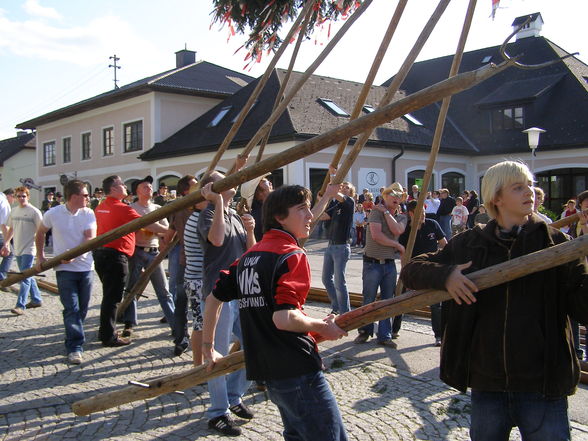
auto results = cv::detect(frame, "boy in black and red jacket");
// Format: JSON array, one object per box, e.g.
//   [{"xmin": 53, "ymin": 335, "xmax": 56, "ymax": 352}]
[{"xmin": 202, "ymin": 184, "xmax": 348, "ymax": 440}]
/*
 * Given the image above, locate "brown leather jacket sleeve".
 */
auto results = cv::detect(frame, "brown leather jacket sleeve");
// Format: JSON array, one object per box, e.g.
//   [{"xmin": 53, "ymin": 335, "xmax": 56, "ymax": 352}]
[{"xmin": 400, "ymin": 238, "xmax": 459, "ymax": 292}]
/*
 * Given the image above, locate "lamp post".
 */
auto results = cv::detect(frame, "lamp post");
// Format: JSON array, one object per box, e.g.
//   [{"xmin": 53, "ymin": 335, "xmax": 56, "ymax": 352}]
[{"xmin": 522, "ymin": 127, "xmax": 546, "ymax": 174}]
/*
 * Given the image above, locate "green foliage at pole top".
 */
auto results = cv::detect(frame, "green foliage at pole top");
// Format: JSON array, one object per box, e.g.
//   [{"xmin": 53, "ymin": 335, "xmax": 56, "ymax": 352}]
[{"xmin": 211, "ymin": 0, "xmax": 362, "ymax": 66}]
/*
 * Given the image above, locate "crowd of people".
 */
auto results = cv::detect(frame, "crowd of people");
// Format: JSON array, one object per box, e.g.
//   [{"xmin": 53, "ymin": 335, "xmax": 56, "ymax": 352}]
[{"xmin": 1, "ymin": 158, "xmax": 587, "ymax": 439}]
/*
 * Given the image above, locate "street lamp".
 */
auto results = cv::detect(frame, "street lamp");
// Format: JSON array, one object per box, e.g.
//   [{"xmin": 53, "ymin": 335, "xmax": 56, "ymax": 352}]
[{"xmin": 522, "ymin": 127, "xmax": 546, "ymax": 174}]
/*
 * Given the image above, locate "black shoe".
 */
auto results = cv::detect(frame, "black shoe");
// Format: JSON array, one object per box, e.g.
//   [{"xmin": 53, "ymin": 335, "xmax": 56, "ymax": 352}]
[
  {"xmin": 121, "ymin": 327, "xmax": 134, "ymax": 338},
  {"xmin": 208, "ymin": 414, "xmax": 241, "ymax": 436},
  {"xmin": 354, "ymin": 332, "xmax": 369, "ymax": 344},
  {"xmin": 102, "ymin": 337, "xmax": 131, "ymax": 347},
  {"xmin": 25, "ymin": 302, "xmax": 42, "ymax": 308},
  {"xmin": 160, "ymin": 316, "xmax": 167, "ymax": 324},
  {"xmin": 173, "ymin": 342, "xmax": 188, "ymax": 357},
  {"xmin": 229, "ymin": 402, "xmax": 254, "ymax": 419}
]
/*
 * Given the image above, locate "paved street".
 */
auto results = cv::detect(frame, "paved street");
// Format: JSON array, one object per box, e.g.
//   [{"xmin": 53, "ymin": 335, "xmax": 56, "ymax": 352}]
[{"xmin": 1, "ymin": 239, "xmax": 587, "ymax": 440}]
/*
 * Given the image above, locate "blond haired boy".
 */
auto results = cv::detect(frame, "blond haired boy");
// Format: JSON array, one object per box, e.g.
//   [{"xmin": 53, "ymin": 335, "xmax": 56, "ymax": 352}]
[{"xmin": 400, "ymin": 160, "xmax": 587, "ymax": 440}]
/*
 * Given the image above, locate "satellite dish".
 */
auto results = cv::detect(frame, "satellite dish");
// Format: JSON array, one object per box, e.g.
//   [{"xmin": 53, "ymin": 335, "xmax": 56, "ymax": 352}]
[{"xmin": 60, "ymin": 174, "xmax": 69, "ymax": 186}]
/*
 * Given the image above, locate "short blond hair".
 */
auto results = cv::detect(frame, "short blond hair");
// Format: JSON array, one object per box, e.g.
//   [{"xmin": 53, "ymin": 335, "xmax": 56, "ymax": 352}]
[{"xmin": 482, "ymin": 161, "xmax": 533, "ymax": 219}]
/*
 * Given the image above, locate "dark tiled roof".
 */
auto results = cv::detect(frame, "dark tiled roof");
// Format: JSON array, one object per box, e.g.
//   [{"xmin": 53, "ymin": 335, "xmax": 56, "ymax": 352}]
[
  {"xmin": 382, "ymin": 36, "xmax": 588, "ymax": 155},
  {"xmin": 0, "ymin": 133, "xmax": 35, "ymax": 166},
  {"xmin": 17, "ymin": 61, "xmax": 254, "ymax": 129},
  {"xmin": 139, "ymin": 68, "xmax": 458, "ymax": 161},
  {"xmin": 512, "ymin": 12, "xmax": 542, "ymax": 26}
]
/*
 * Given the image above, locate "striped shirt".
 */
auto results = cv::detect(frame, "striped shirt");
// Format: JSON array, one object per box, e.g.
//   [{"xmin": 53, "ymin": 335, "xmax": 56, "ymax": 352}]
[{"xmin": 183, "ymin": 210, "xmax": 203, "ymax": 281}]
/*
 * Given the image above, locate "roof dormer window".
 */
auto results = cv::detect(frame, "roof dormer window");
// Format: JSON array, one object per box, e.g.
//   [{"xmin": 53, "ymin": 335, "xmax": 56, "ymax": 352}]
[
  {"xmin": 362, "ymin": 105, "xmax": 375, "ymax": 113},
  {"xmin": 403, "ymin": 113, "xmax": 424, "ymax": 126},
  {"xmin": 481, "ymin": 55, "xmax": 492, "ymax": 64},
  {"xmin": 208, "ymin": 105, "xmax": 232, "ymax": 127},
  {"xmin": 491, "ymin": 106, "xmax": 524, "ymax": 131},
  {"xmin": 317, "ymin": 98, "xmax": 349, "ymax": 117}
]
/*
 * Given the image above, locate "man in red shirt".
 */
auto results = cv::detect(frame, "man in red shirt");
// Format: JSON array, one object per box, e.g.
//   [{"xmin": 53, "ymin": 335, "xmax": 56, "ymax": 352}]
[{"xmin": 93, "ymin": 175, "xmax": 167, "ymax": 346}]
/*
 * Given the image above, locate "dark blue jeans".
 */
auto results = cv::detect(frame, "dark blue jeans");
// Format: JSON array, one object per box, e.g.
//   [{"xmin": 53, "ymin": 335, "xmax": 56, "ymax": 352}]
[
  {"xmin": 56, "ymin": 270, "xmax": 93, "ymax": 353},
  {"xmin": 470, "ymin": 390, "xmax": 570, "ymax": 441},
  {"xmin": 359, "ymin": 260, "xmax": 396, "ymax": 341},
  {"xmin": 266, "ymin": 370, "xmax": 348, "ymax": 441}
]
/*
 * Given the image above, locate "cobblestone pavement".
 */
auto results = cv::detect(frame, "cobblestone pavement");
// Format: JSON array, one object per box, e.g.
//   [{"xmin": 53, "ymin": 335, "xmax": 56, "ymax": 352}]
[{"xmin": 1, "ymin": 245, "xmax": 588, "ymax": 440}]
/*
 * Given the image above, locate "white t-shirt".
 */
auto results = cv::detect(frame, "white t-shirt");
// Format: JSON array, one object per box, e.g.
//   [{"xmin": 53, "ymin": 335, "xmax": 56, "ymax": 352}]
[
  {"xmin": 7, "ymin": 204, "xmax": 42, "ymax": 256},
  {"xmin": 0, "ymin": 193, "xmax": 11, "ymax": 239},
  {"xmin": 42, "ymin": 204, "xmax": 96, "ymax": 272},
  {"xmin": 451, "ymin": 205, "xmax": 469, "ymax": 226},
  {"xmin": 425, "ymin": 197, "xmax": 440, "ymax": 214}
]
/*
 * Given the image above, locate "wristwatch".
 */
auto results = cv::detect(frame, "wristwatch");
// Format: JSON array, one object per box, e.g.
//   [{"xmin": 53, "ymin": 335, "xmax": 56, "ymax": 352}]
[{"xmin": 384, "ymin": 210, "xmax": 390, "ymax": 215}]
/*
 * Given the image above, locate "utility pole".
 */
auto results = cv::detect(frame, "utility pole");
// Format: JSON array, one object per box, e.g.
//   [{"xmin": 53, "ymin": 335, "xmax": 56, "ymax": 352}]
[{"xmin": 109, "ymin": 55, "xmax": 121, "ymax": 89}]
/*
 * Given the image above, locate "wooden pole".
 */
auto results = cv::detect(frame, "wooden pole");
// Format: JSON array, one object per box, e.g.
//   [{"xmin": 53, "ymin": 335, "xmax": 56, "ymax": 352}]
[
  {"xmin": 1, "ymin": 60, "xmax": 514, "ymax": 289},
  {"xmin": 550, "ymin": 210, "xmax": 587, "ymax": 230},
  {"xmin": 205, "ymin": 0, "xmax": 317, "ymax": 175},
  {"xmin": 398, "ymin": 0, "xmax": 477, "ymax": 296},
  {"xmin": 238, "ymin": 0, "xmax": 374, "ymax": 159},
  {"xmin": 317, "ymin": 0, "xmax": 409, "ymax": 197},
  {"xmin": 71, "ymin": 234, "xmax": 588, "ymax": 416},
  {"xmin": 115, "ymin": 235, "xmax": 179, "ymax": 320},
  {"xmin": 304, "ymin": 0, "xmax": 452, "ymax": 242},
  {"xmin": 254, "ymin": 4, "xmax": 314, "ymax": 164}
]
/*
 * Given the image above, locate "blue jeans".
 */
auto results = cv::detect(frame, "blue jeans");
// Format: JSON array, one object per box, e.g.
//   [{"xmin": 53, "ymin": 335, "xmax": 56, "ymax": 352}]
[
  {"xmin": 56, "ymin": 271, "xmax": 93, "ymax": 353},
  {"xmin": 201, "ymin": 298, "xmax": 250, "ymax": 419},
  {"xmin": 470, "ymin": 390, "xmax": 570, "ymax": 441},
  {"xmin": 15, "ymin": 254, "xmax": 42, "ymax": 309},
  {"xmin": 439, "ymin": 214, "xmax": 452, "ymax": 241},
  {"xmin": 358, "ymin": 260, "xmax": 396, "ymax": 341},
  {"xmin": 266, "ymin": 370, "xmax": 348, "ymax": 441},
  {"xmin": 322, "ymin": 244, "xmax": 351, "ymax": 314},
  {"xmin": 0, "ymin": 238, "xmax": 14, "ymax": 280},
  {"xmin": 168, "ymin": 243, "xmax": 181, "ymax": 301},
  {"xmin": 123, "ymin": 248, "xmax": 176, "ymax": 330}
]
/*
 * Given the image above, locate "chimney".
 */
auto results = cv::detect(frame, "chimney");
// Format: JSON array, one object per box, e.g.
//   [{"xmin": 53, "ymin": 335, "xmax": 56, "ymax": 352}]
[
  {"xmin": 175, "ymin": 48, "xmax": 196, "ymax": 68},
  {"xmin": 511, "ymin": 12, "xmax": 543, "ymax": 40}
]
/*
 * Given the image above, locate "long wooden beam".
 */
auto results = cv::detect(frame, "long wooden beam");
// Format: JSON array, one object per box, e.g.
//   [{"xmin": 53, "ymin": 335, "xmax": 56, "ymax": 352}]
[
  {"xmin": 71, "ymin": 234, "xmax": 588, "ymax": 416},
  {"xmin": 398, "ymin": 0, "xmax": 477, "ymax": 295},
  {"xmin": 1, "ymin": 59, "xmax": 514, "ymax": 289}
]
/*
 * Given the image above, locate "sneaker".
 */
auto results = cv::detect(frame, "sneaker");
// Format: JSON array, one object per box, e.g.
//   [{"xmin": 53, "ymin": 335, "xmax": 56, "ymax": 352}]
[
  {"xmin": 208, "ymin": 414, "xmax": 241, "ymax": 436},
  {"xmin": 173, "ymin": 342, "xmax": 188, "ymax": 357},
  {"xmin": 434, "ymin": 338, "xmax": 442, "ymax": 347},
  {"xmin": 10, "ymin": 307, "xmax": 24, "ymax": 316},
  {"xmin": 354, "ymin": 332, "xmax": 369, "ymax": 344},
  {"xmin": 102, "ymin": 336, "xmax": 132, "ymax": 347},
  {"xmin": 229, "ymin": 402, "xmax": 254, "ymax": 419},
  {"xmin": 377, "ymin": 339, "xmax": 397, "ymax": 348},
  {"xmin": 68, "ymin": 352, "xmax": 83, "ymax": 365},
  {"xmin": 25, "ymin": 302, "xmax": 42, "ymax": 309}
]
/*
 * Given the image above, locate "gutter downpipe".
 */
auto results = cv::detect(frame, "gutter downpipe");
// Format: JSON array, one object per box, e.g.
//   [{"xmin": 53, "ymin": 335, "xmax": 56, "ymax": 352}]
[{"xmin": 391, "ymin": 145, "xmax": 405, "ymax": 183}]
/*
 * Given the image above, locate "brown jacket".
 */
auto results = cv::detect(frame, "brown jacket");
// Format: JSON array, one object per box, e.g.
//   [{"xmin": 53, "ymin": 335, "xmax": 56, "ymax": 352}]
[{"xmin": 400, "ymin": 214, "xmax": 588, "ymax": 397}]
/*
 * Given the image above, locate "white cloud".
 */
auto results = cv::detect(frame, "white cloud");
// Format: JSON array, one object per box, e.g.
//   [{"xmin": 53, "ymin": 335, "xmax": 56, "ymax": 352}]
[{"xmin": 23, "ymin": 0, "xmax": 61, "ymax": 20}]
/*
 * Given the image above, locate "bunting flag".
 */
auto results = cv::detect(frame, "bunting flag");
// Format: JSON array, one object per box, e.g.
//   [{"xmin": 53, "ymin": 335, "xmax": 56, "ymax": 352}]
[{"xmin": 491, "ymin": 0, "xmax": 500, "ymax": 20}]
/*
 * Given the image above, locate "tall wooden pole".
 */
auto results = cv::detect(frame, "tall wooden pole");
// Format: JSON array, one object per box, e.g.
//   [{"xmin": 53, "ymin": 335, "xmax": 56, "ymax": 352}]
[
  {"xmin": 238, "ymin": 0, "xmax": 374, "ymax": 159},
  {"xmin": 304, "ymin": 0, "xmax": 452, "ymax": 241},
  {"xmin": 72, "ymin": 234, "xmax": 588, "ymax": 416},
  {"xmin": 398, "ymin": 0, "xmax": 477, "ymax": 296},
  {"xmin": 254, "ymin": 4, "xmax": 314, "ymax": 164},
  {"xmin": 317, "ymin": 0, "xmax": 409, "ymax": 197},
  {"xmin": 205, "ymin": 0, "xmax": 317, "ymax": 174},
  {"xmin": 1, "ymin": 60, "xmax": 514, "ymax": 289}
]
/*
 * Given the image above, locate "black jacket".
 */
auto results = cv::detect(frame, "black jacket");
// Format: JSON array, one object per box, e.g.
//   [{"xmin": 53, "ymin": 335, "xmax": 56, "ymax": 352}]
[{"xmin": 400, "ymin": 214, "xmax": 588, "ymax": 397}]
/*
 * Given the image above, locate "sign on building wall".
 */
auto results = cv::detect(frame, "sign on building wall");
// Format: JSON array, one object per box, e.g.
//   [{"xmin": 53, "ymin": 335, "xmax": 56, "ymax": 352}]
[{"xmin": 358, "ymin": 168, "xmax": 387, "ymax": 196}]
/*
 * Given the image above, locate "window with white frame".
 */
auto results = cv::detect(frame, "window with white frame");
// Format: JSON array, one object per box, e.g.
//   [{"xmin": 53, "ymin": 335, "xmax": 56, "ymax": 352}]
[
  {"xmin": 123, "ymin": 121, "xmax": 143, "ymax": 152},
  {"xmin": 81, "ymin": 132, "xmax": 91, "ymax": 160},
  {"xmin": 103, "ymin": 127, "xmax": 114, "ymax": 156},
  {"xmin": 63, "ymin": 137, "xmax": 71, "ymax": 163},
  {"xmin": 43, "ymin": 141, "xmax": 56, "ymax": 166}
]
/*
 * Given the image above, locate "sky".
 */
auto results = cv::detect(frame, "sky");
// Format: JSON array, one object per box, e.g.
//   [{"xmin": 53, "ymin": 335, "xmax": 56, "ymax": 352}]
[{"xmin": 1, "ymin": 0, "xmax": 587, "ymax": 141}]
